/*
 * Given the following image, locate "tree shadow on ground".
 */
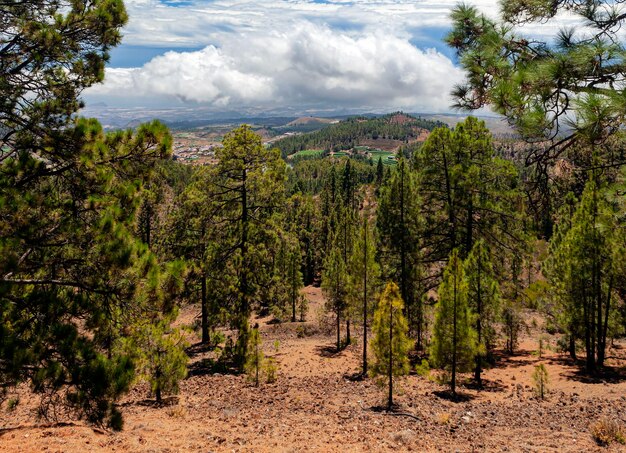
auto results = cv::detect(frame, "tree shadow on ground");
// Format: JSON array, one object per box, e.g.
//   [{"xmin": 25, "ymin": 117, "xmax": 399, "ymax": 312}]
[
  {"xmin": 561, "ymin": 365, "xmax": 626, "ymax": 384},
  {"xmin": 491, "ymin": 349, "xmax": 542, "ymax": 369},
  {"xmin": 186, "ymin": 357, "xmax": 240, "ymax": 378},
  {"xmin": 464, "ymin": 378, "xmax": 508, "ymax": 393},
  {"xmin": 185, "ymin": 341, "xmax": 220, "ymax": 359},
  {"xmin": 370, "ymin": 404, "xmax": 421, "ymax": 420},
  {"xmin": 343, "ymin": 371, "xmax": 366, "ymax": 381},
  {"xmin": 494, "ymin": 346, "xmax": 626, "ymax": 384},
  {"xmin": 433, "ymin": 390, "xmax": 476, "ymax": 402},
  {"xmin": 120, "ymin": 396, "xmax": 179, "ymax": 408},
  {"xmin": 0, "ymin": 422, "xmax": 104, "ymax": 437},
  {"xmin": 316, "ymin": 344, "xmax": 345, "ymax": 358}
]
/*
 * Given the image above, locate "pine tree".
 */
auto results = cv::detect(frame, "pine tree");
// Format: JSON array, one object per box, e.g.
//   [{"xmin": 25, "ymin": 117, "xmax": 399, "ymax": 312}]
[
  {"xmin": 322, "ymin": 238, "xmax": 349, "ymax": 351},
  {"xmin": 370, "ymin": 282, "xmax": 412, "ymax": 409},
  {"xmin": 416, "ymin": 117, "xmax": 523, "ymax": 266},
  {"xmin": 285, "ymin": 194, "xmax": 319, "ymax": 286},
  {"xmin": 464, "ymin": 240, "xmax": 500, "ymax": 385},
  {"xmin": 431, "ymin": 250, "xmax": 477, "ymax": 396},
  {"xmin": 543, "ymin": 193, "xmax": 580, "ymax": 359},
  {"xmin": 168, "ymin": 167, "xmax": 217, "ymax": 344},
  {"xmin": 245, "ymin": 324, "xmax": 264, "ymax": 387},
  {"xmin": 447, "ymin": 1, "xmax": 626, "ymax": 158},
  {"xmin": 127, "ymin": 317, "xmax": 189, "ymax": 403},
  {"xmin": 532, "ymin": 364, "xmax": 549, "ymax": 400},
  {"xmin": 337, "ymin": 206, "xmax": 357, "ymax": 344},
  {"xmin": 545, "ymin": 178, "xmax": 618, "ymax": 372},
  {"xmin": 288, "ymin": 239, "xmax": 304, "ymax": 322},
  {"xmin": 376, "ymin": 157, "xmax": 385, "ymax": 186},
  {"xmin": 341, "ymin": 158, "xmax": 356, "ymax": 209},
  {"xmin": 348, "ymin": 216, "xmax": 381, "ymax": 375},
  {"xmin": 0, "ymin": 0, "xmax": 175, "ymax": 428},
  {"xmin": 208, "ymin": 125, "xmax": 286, "ymax": 369},
  {"xmin": 377, "ymin": 158, "xmax": 424, "ymax": 346}
]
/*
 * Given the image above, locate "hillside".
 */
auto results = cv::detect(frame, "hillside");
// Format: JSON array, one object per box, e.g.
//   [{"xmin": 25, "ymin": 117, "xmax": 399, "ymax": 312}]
[
  {"xmin": 274, "ymin": 112, "xmax": 445, "ymax": 157},
  {"xmin": 3, "ymin": 287, "xmax": 625, "ymax": 452},
  {"xmin": 286, "ymin": 116, "xmax": 338, "ymax": 127}
]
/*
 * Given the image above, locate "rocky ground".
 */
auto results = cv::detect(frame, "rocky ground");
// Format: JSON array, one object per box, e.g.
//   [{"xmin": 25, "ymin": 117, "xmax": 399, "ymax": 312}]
[{"xmin": 2, "ymin": 286, "xmax": 626, "ymax": 452}]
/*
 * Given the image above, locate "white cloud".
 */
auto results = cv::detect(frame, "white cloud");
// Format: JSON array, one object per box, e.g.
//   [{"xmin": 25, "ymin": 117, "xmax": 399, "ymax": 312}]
[
  {"xmin": 86, "ymin": 0, "xmax": 590, "ymax": 111},
  {"xmin": 116, "ymin": 0, "xmax": 584, "ymax": 49},
  {"xmin": 87, "ymin": 22, "xmax": 464, "ymax": 112}
]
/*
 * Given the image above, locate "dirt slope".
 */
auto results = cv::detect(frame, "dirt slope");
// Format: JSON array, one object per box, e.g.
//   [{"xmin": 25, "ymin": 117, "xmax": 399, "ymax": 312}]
[{"xmin": 1, "ymin": 286, "xmax": 625, "ymax": 452}]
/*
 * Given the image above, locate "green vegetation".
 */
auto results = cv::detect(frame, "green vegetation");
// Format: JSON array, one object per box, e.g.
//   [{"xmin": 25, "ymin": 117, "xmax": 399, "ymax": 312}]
[
  {"xmin": 290, "ymin": 149, "xmax": 325, "ymax": 159},
  {"xmin": 348, "ymin": 216, "xmax": 380, "ymax": 375},
  {"xmin": 274, "ymin": 112, "xmax": 445, "ymax": 157},
  {"xmin": 245, "ymin": 325, "xmax": 264, "ymax": 387},
  {"xmin": 3, "ymin": 0, "xmax": 626, "ymax": 433},
  {"xmin": 431, "ymin": 250, "xmax": 477, "ymax": 397},
  {"xmin": 370, "ymin": 282, "xmax": 412, "ymax": 409},
  {"xmin": 0, "ymin": 0, "xmax": 175, "ymax": 429},
  {"xmin": 531, "ymin": 364, "xmax": 549, "ymax": 400}
]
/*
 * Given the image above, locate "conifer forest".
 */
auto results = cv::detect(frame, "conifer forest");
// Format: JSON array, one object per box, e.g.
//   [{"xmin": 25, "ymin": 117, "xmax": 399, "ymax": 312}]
[{"xmin": 1, "ymin": 0, "xmax": 626, "ymax": 451}]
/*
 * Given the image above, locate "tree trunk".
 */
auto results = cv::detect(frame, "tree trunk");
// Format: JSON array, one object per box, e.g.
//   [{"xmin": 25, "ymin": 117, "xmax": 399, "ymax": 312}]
[
  {"xmin": 584, "ymin": 292, "xmax": 595, "ymax": 373},
  {"xmin": 336, "ymin": 313, "xmax": 341, "ymax": 352},
  {"xmin": 599, "ymin": 276, "xmax": 613, "ymax": 367},
  {"xmin": 155, "ymin": 362, "xmax": 162, "ymax": 403},
  {"xmin": 399, "ymin": 162, "xmax": 407, "ymax": 318},
  {"xmin": 363, "ymin": 218, "xmax": 368, "ymax": 376},
  {"xmin": 346, "ymin": 319, "xmax": 351, "ymax": 345},
  {"xmin": 255, "ymin": 340, "xmax": 259, "ymax": 387},
  {"xmin": 388, "ymin": 298, "xmax": 393, "ymax": 410},
  {"xmin": 201, "ymin": 275, "xmax": 209, "ymax": 344},
  {"xmin": 236, "ymin": 167, "xmax": 249, "ymax": 369},
  {"xmin": 569, "ymin": 334, "xmax": 577, "ymax": 360},
  {"xmin": 146, "ymin": 203, "xmax": 151, "ymax": 249},
  {"xmin": 416, "ymin": 296, "xmax": 423, "ymax": 352},
  {"xmin": 452, "ymin": 266, "xmax": 457, "ymax": 397},
  {"xmin": 474, "ymin": 251, "xmax": 482, "ymax": 386},
  {"xmin": 291, "ymin": 262, "xmax": 297, "ymax": 323}
]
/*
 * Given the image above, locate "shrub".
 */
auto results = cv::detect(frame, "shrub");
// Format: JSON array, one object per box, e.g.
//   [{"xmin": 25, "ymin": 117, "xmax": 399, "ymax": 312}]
[
  {"xmin": 265, "ymin": 357, "xmax": 278, "ymax": 384},
  {"xmin": 532, "ymin": 364, "xmax": 549, "ymax": 400},
  {"xmin": 7, "ymin": 397, "xmax": 19, "ymax": 412},
  {"xmin": 131, "ymin": 321, "xmax": 189, "ymax": 403},
  {"xmin": 245, "ymin": 325, "xmax": 264, "ymax": 386},
  {"xmin": 536, "ymin": 335, "xmax": 550, "ymax": 358},
  {"xmin": 415, "ymin": 359, "xmax": 431, "ymax": 379},
  {"xmin": 298, "ymin": 295, "xmax": 309, "ymax": 322},
  {"xmin": 591, "ymin": 418, "xmax": 626, "ymax": 446},
  {"xmin": 210, "ymin": 330, "xmax": 226, "ymax": 348}
]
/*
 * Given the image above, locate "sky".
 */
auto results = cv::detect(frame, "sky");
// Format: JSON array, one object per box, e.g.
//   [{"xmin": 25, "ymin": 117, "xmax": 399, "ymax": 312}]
[{"xmin": 83, "ymin": 0, "xmax": 581, "ymax": 115}]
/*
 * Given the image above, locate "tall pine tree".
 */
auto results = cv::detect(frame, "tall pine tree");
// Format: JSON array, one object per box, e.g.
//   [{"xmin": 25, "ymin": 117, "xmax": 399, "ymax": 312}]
[
  {"xmin": 431, "ymin": 250, "xmax": 477, "ymax": 396},
  {"xmin": 464, "ymin": 240, "xmax": 500, "ymax": 385},
  {"xmin": 377, "ymin": 158, "xmax": 424, "ymax": 347},
  {"xmin": 348, "ymin": 216, "xmax": 380, "ymax": 375},
  {"xmin": 208, "ymin": 125, "xmax": 286, "ymax": 369},
  {"xmin": 370, "ymin": 282, "xmax": 412, "ymax": 409}
]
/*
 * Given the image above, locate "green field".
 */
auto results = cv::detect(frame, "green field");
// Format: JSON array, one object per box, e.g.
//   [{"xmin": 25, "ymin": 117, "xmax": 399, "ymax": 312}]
[
  {"xmin": 291, "ymin": 149, "xmax": 325, "ymax": 158},
  {"xmin": 367, "ymin": 149, "xmax": 396, "ymax": 165}
]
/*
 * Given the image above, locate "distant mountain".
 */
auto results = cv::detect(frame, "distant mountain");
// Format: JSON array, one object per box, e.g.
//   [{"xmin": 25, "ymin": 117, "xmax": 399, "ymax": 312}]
[
  {"xmin": 273, "ymin": 112, "xmax": 446, "ymax": 157},
  {"xmin": 79, "ymin": 104, "xmax": 515, "ymax": 137},
  {"xmin": 285, "ymin": 116, "xmax": 338, "ymax": 127},
  {"xmin": 414, "ymin": 113, "xmax": 516, "ymax": 137}
]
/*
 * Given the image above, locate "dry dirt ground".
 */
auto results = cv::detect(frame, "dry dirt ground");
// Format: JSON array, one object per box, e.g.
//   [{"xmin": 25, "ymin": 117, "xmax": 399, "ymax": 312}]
[{"xmin": 2, "ymin": 286, "xmax": 626, "ymax": 452}]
